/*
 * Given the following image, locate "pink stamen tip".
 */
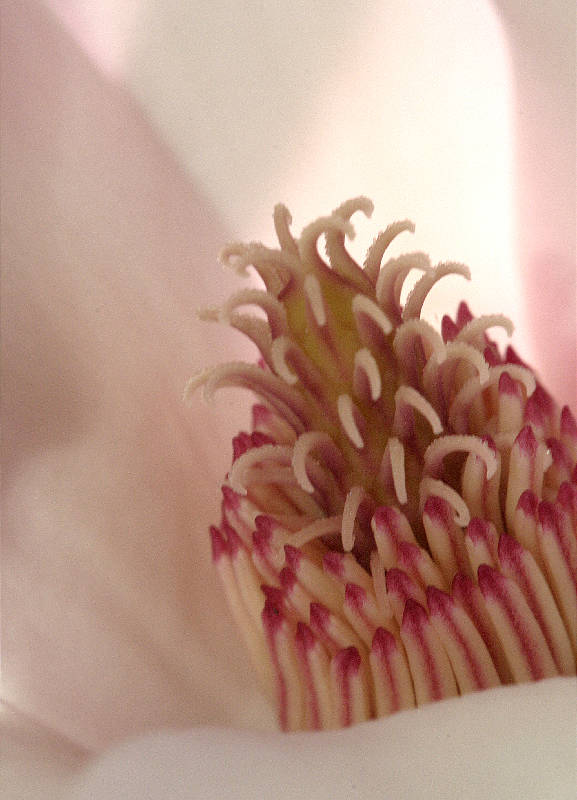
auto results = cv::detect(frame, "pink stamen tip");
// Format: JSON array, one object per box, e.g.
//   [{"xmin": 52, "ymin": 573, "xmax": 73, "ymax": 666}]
[
  {"xmin": 456, "ymin": 301, "xmax": 473, "ymax": 328},
  {"xmin": 372, "ymin": 505, "xmax": 401, "ymax": 535},
  {"xmin": 547, "ymin": 437, "xmax": 568, "ymax": 467},
  {"xmin": 397, "ymin": 541, "xmax": 422, "ymax": 570},
  {"xmin": 557, "ymin": 482, "xmax": 577, "ymax": 513},
  {"xmin": 466, "ymin": 517, "xmax": 494, "ymax": 544},
  {"xmin": 261, "ymin": 584, "xmax": 285, "ymax": 610},
  {"xmin": 451, "ymin": 572, "xmax": 475, "ymax": 604},
  {"xmin": 371, "ymin": 626, "xmax": 397, "ymax": 657},
  {"xmin": 334, "ymin": 646, "xmax": 361, "ymax": 676},
  {"xmin": 255, "ymin": 515, "xmax": 279, "ymax": 535},
  {"xmin": 386, "ymin": 568, "xmax": 415, "ymax": 599},
  {"xmin": 345, "ymin": 583, "xmax": 366, "ymax": 610},
  {"xmin": 498, "ymin": 371, "xmax": 520, "ymax": 396},
  {"xmin": 210, "ymin": 525, "xmax": 228, "ymax": 562},
  {"xmin": 515, "ymin": 425, "xmax": 538, "ymax": 457},
  {"xmin": 401, "ymin": 598, "xmax": 429, "ymax": 631},
  {"xmin": 517, "ymin": 489, "xmax": 538, "ymax": 517},
  {"xmin": 252, "ymin": 528, "xmax": 272, "ymax": 556},
  {"xmin": 477, "ymin": 563, "xmax": 506, "ymax": 598},
  {"xmin": 538, "ymin": 501, "xmax": 558, "ymax": 532},
  {"xmin": 525, "ymin": 385, "xmax": 554, "ymax": 426},
  {"xmin": 252, "ymin": 403, "xmax": 272, "ymax": 426},
  {"xmin": 310, "ymin": 602, "xmax": 330, "ymax": 630},
  {"xmin": 423, "ymin": 494, "xmax": 452, "ymax": 524},
  {"xmin": 221, "ymin": 484, "xmax": 241, "ymax": 509},
  {"xmin": 223, "ymin": 522, "xmax": 242, "ymax": 556},
  {"xmin": 323, "ymin": 551, "xmax": 345, "ymax": 578},
  {"xmin": 284, "ymin": 544, "xmax": 302, "ymax": 571},
  {"xmin": 441, "ymin": 315, "xmax": 459, "ymax": 342},
  {"xmin": 505, "ymin": 344, "xmax": 526, "ymax": 366},
  {"xmin": 232, "ymin": 431, "xmax": 252, "ymax": 461},
  {"xmin": 295, "ymin": 621, "xmax": 316, "ymax": 652},
  {"xmin": 497, "ymin": 532, "xmax": 524, "ymax": 567},
  {"xmin": 251, "ymin": 431, "xmax": 276, "ymax": 448},
  {"xmin": 561, "ymin": 405, "xmax": 577, "ymax": 439},
  {"xmin": 426, "ymin": 585, "xmax": 452, "ymax": 615},
  {"xmin": 262, "ymin": 597, "xmax": 285, "ymax": 634},
  {"xmin": 279, "ymin": 567, "xmax": 297, "ymax": 591},
  {"xmin": 483, "ymin": 344, "xmax": 500, "ymax": 366},
  {"xmin": 481, "ymin": 434, "xmax": 497, "ymax": 452}
]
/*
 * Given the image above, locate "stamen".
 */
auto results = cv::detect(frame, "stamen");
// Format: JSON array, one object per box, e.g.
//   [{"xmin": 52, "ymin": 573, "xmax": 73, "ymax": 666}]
[
  {"xmin": 537, "ymin": 503, "xmax": 577, "ymax": 651},
  {"xmin": 284, "ymin": 545, "xmax": 344, "ymax": 614},
  {"xmin": 252, "ymin": 519, "xmax": 287, "ymax": 581},
  {"xmin": 330, "ymin": 647, "xmax": 371, "ymax": 727},
  {"xmin": 310, "ymin": 602, "xmax": 366, "ymax": 654},
  {"xmin": 400, "ymin": 599, "xmax": 458, "ymax": 704},
  {"xmin": 337, "ymin": 394, "xmax": 365, "ymax": 449},
  {"xmin": 464, "ymin": 517, "xmax": 500, "ymax": 574},
  {"xmin": 364, "ymin": 219, "xmax": 415, "ymax": 283},
  {"xmin": 343, "ymin": 583, "xmax": 383, "ymax": 646},
  {"xmin": 385, "ymin": 568, "xmax": 427, "ymax": 625},
  {"xmin": 452, "ymin": 573, "xmax": 513, "ymax": 684},
  {"xmin": 303, "ymin": 274, "xmax": 327, "ymax": 327},
  {"xmin": 511, "ymin": 490, "xmax": 540, "ymax": 564},
  {"xmin": 396, "ymin": 540, "xmax": 447, "ymax": 592},
  {"xmin": 323, "ymin": 551, "xmax": 374, "ymax": 593},
  {"xmin": 353, "ymin": 348, "xmax": 382, "ymax": 402},
  {"xmin": 422, "ymin": 495, "xmax": 471, "ymax": 583},
  {"xmin": 461, "ymin": 442, "xmax": 504, "ymax": 532},
  {"xmin": 402, "ymin": 262, "xmax": 470, "ymax": 320},
  {"xmin": 210, "ymin": 527, "xmax": 273, "ymax": 694},
  {"xmin": 262, "ymin": 600, "xmax": 305, "ymax": 731},
  {"xmin": 497, "ymin": 533, "xmax": 575, "ymax": 675},
  {"xmin": 505, "ymin": 426, "xmax": 550, "ymax": 533},
  {"xmin": 370, "ymin": 627, "xmax": 416, "ymax": 716},
  {"xmin": 295, "ymin": 623, "xmax": 334, "ymax": 730},
  {"xmin": 369, "ymin": 551, "xmax": 392, "ymax": 619},
  {"xmin": 427, "ymin": 586, "xmax": 500, "ymax": 692},
  {"xmin": 279, "ymin": 568, "xmax": 315, "ymax": 619},
  {"xmin": 371, "ymin": 506, "xmax": 418, "ymax": 569},
  {"xmin": 478, "ymin": 565, "xmax": 558, "ymax": 682}
]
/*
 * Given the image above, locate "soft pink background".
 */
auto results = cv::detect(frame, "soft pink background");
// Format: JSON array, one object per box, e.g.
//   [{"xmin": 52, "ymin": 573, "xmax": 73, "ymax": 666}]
[{"xmin": 1, "ymin": 0, "xmax": 575, "ymax": 796}]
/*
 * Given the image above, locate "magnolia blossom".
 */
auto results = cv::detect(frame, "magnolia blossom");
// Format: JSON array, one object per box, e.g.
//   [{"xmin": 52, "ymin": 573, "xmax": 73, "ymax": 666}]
[
  {"xmin": 2, "ymin": 1, "xmax": 576, "ymax": 799},
  {"xmin": 192, "ymin": 200, "xmax": 576, "ymax": 732}
]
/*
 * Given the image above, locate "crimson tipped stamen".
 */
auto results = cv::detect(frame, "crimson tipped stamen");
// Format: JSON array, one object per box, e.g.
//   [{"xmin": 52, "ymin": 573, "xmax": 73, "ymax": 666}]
[{"xmin": 189, "ymin": 199, "xmax": 576, "ymax": 730}]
